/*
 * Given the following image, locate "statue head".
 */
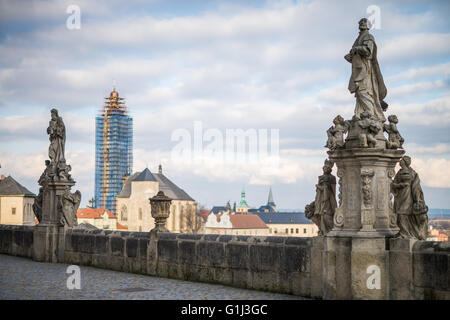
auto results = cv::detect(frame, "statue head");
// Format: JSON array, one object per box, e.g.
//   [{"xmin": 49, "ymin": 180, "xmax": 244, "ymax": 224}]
[
  {"xmin": 400, "ymin": 156, "xmax": 411, "ymax": 169},
  {"xmin": 358, "ymin": 18, "xmax": 372, "ymax": 31},
  {"xmin": 50, "ymin": 108, "xmax": 58, "ymax": 119},
  {"xmin": 333, "ymin": 115, "xmax": 344, "ymax": 125},
  {"xmin": 388, "ymin": 115, "xmax": 398, "ymax": 124},
  {"xmin": 323, "ymin": 159, "xmax": 333, "ymax": 174}
]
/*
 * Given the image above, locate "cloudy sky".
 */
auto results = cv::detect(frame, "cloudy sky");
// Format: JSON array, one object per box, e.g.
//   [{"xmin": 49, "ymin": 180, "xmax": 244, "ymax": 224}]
[{"xmin": 0, "ymin": 0, "xmax": 449, "ymax": 210}]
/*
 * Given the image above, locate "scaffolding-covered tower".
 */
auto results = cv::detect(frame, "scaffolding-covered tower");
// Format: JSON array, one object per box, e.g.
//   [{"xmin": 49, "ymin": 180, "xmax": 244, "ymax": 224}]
[{"xmin": 94, "ymin": 86, "xmax": 133, "ymax": 214}]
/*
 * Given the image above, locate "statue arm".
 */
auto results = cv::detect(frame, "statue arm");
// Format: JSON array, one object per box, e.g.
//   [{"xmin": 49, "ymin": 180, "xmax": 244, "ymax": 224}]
[{"xmin": 356, "ymin": 38, "xmax": 373, "ymax": 57}]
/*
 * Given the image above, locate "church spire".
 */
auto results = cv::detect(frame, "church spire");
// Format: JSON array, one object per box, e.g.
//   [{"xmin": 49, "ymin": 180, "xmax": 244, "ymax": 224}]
[{"xmin": 267, "ymin": 187, "xmax": 276, "ymax": 212}]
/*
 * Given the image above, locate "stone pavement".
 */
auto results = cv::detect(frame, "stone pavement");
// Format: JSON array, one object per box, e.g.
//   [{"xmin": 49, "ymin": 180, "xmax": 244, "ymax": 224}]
[{"xmin": 0, "ymin": 254, "xmax": 307, "ymax": 300}]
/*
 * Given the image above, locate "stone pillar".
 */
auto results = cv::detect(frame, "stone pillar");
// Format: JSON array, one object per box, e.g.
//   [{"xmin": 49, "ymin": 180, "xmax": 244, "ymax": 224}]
[
  {"xmin": 389, "ymin": 238, "xmax": 417, "ymax": 299},
  {"xmin": 328, "ymin": 148, "xmax": 404, "ymax": 237},
  {"xmin": 33, "ymin": 181, "xmax": 74, "ymax": 263},
  {"xmin": 323, "ymin": 148, "xmax": 404, "ymax": 299}
]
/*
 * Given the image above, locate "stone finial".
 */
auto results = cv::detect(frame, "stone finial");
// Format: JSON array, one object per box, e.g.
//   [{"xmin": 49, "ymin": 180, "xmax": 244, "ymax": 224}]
[
  {"xmin": 158, "ymin": 164, "xmax": 162, "ymax": 174},
  {"xmin": 383, "ymin": 115, "xmax": 404, "ymax": 149},
  {"xmin": 149, "ymin": 191, "xmax": 172, "ymax": 233}
]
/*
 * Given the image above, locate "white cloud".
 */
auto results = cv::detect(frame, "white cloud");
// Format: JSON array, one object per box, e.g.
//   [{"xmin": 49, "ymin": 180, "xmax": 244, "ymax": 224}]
[{"xmin": 412, "ymin": 158, "xmax": 450, "ymax": 188}]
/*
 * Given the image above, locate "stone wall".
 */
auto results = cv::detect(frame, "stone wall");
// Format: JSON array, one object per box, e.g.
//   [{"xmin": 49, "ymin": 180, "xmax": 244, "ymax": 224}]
[
  {"xmin": 63, "ymin": 229, "xmax": 313, "ymax": 297},
  {"xmin": 0, "ymin": 225, "xmax": 34, "ymax": 259},
  {"xmin": 0, "ymin": 224, "xmax": 449, "ymax": 299}
]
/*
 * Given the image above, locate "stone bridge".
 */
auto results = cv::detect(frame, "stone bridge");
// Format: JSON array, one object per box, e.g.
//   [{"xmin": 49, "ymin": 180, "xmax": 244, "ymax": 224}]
[{"xmin": 0, "ymin": 224, "xmax": 448, "ymax": 299}]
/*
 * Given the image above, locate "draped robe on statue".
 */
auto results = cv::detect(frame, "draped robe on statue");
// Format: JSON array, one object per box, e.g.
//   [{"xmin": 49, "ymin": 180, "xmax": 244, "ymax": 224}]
[
  {"xmin": 392, "ymin": 167, "xmax": 428, "ymax": 240},
  {"xmin": 314, "ymin": 173, "xmax": 337, "ymax": 235},
  {"xmin": 346, "ymin": 31, "xmax": 387, "ymax": 123}
]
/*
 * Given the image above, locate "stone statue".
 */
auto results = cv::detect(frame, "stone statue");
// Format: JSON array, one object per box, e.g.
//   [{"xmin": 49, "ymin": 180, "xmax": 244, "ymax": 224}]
[
  {"xmin": 47, "ymin": 108, "xmax": 66, "ymax": 165},
  {"xmin": 345, "ymin": 18, "xmax": 387, "ymax": 122},
  {"xmin": 32, "ymin": 187, "xmax": 43, "ymax": 223},
  {"xmin": 391, "ymin": 156, "xmax": 428, "ymax": 240},
  {"xmin": 60, "ymin": 186, "xmax": 81, "ymax": 227},
  {"xmin": 357, "ymin": 111, "xmax": 380, "ymax": 148},
  {"xmin": 325, "ymin": 115, "xmax": 349, "ymax": 150},
  {"xmin": 383, "ymin": 115, "xmax": 404, "ymax": 149},
  {"xmin": 306, "ymin": 159, "xmax": 337, "ymax": 235}
]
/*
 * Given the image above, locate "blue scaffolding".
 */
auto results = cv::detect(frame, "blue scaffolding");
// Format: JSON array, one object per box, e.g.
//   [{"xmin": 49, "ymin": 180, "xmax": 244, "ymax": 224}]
[{"xmin": 94, "ymin": 88, "xmax": 133, "ymax": 214}]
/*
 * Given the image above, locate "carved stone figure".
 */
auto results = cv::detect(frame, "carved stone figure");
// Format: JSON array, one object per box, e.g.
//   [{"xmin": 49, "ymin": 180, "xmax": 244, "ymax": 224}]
[
  {"xmin": 391, "ymin": 156, "xmax": 428, "ymax": 240},
  {"xmin": 59, "ymin": 186, "xmax": 81, "ymax": 227},
  {"xmin": 325, "ymin": 115, "xmax": 349, "ymax": 150},
  {"xmin": 307, "ymin": 159, "xmax": 337, "ymax": 235},
  {"xmin": 57, "ymin": 160, "xmax": 72, "ymax": 181},
  {"xmin": 383, "ymin": 115, "xmax": 404, "ymax": 149},
  {"xmin": 47, "ymin": 108, "xmax": 66, "ymax": 165},
  {"xmin": 357, "ymin": 111, "xmax": 380, "ymax": 148},
  {"xmin": 345, "ymin": 18, "xmax": 387, "ymax": 122},
  {"xmin": 32, "ymin": 187, "xmax": 43, "ymax": 223}
]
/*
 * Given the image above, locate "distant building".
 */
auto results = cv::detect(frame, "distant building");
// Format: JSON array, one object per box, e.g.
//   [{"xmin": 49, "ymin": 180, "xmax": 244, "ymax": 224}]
[
  {"xmin": 203, "ymin": 211, "xmax": 269, "ymax": 236},
  {"xmin": 0, "ymin": 175, "xmax": 35, "ymax": 226},
  {"xmin": 427, "ymin": 225, "xmax": 449, "ymax": 242},
  {"xmin": 116, "ymin": 166, "xmax": 199, "ymax": 233},
  {"xmin": 95, "ymin": 86, "xmax": 133, "ymax": 214},
  {"xmin": 236, "ymin": 189, "xmax": 250, "ymax": 214},
  {"xmin": 248, "ymin": 187, "xmax": 277, "ymax": 213},
  {"xmin": 256, "ymin": 212, "xmax": 318, "ymax": 237},
  {"xmin": 76, "ymin": 207, "xmax": 120, "ymax": 230}
]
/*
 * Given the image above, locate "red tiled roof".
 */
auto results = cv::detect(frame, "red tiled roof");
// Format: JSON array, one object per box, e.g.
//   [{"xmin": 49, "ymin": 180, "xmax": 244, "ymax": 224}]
[
  {"xmin": 200, "ymin": 209, "xmax": 211, "ymax": 217},
  {"xmin": 116, "ymin": 222, "xmax": 128, "ymax": 230},
  {"xmin": 77, "ymin": 208, "xmax": 117, "ymax": 219},
  {"xmin": 214, "ymin": 213, "xmax": 268, "ymax": 229}
]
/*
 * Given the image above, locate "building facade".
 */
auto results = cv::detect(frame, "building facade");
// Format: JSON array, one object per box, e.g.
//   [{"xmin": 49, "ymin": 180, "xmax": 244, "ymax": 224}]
[
  {"xmin": 0, "ymin": 175, "xmax": 36, "ymax": 226},
  {"xmin": 95, "ymin": 86, "xmax": 133, "ymax": 214},
  {"xmin": 256, "ymin": 212, "xmax": 319, "ymax": 237},
  {"xmin": 203, "ymin": 211, "xmax": 269, "ymax": 236},
  {"xmin": 76, "ymin": 207, "xmax": 119, "ymax": 230},
  {"xmin": 116, "ymin": 166, "xmax": 199, "ymax": 233}
]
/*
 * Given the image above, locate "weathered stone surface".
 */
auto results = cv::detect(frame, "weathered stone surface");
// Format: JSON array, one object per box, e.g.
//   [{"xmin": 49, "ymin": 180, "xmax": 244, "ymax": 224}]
[
  {"xmin": 226, "ymin": 243, "xmax": 249, "ymax": 269},
  {"xmin": 197, "ymin": 241, "xmax": 225, "ymax": 268},
  {"xmin": 110, "ymin": 237, "xmax": 124, "ymax": 256}
]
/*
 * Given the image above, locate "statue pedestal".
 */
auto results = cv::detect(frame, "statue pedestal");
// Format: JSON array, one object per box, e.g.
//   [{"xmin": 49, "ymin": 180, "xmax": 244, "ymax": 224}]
[
  {"xmin": 328, "ymin": 148, "xmax": 404, "ymax": 238},
  {"xmin": 322, "ymin": 147, "xmax": 405, "ymax": 299},
  {"xmin": 33, "ymin": 180, "xmax": 74, "ymax": 263}
]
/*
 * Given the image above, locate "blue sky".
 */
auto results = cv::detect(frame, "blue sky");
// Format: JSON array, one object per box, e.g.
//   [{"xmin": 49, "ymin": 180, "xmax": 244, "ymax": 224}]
[{"xmin": 0, "ymin": 0, "xmax": 449, "ymax": 210}]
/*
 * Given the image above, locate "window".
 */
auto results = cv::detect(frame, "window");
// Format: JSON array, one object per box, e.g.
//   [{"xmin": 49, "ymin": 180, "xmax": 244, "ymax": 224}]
[
  {"xmin": 139, "ymin": 208, "xmax": 142, "ymax": 220},
  {"xmin": 274, "ymin": 229, "xmax": 277, "ymax": 234},
  {"xmin": 303, "ymin": 228, "xmax": 307, "ymax": 234},
  {"xmin": 290, "ymin": 228, "xmax": 294, "ymax": 234},
  {"xmin": 296, "ymin": 228, "xmax": 299, "ymax": 234},
  {"xmin": 12, "ymin": 208, "xmax": 16, "ymax": 215},
  {"xmin": 285, "ymin": 228, "xmax": 288, "ymax": 234}
]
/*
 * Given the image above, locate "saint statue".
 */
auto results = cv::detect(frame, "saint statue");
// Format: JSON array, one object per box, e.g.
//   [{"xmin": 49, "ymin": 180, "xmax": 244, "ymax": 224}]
[
  {"xmin": 47, "ymin": 108, "xmax": 66, "ymax": 164},
  {"xmin": 345, "ymin": 18, "xmax": 387, "ymax": 123},
  {"xmin": 306, "ymin": 159, "xmax": 337, "ymax": 235},
  {"xmin": 391, "ymin": 156, "xmax": 428, "ymax": 240}
]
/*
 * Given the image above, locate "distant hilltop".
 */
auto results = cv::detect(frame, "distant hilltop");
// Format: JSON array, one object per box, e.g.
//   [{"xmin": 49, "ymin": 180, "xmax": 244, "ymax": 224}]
[{"xmin": 428, "ymin": 208, "xmax": 450, "ymax": 219}]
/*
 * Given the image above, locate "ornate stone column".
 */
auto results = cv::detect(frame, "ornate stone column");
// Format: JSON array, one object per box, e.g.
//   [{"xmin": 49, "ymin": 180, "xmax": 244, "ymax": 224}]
[{"xmin": 328, "ymin": 148, "xmax": 404, "ymax": 237}]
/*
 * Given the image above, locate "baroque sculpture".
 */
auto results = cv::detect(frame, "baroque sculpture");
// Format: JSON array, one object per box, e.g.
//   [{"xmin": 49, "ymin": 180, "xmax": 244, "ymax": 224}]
[
  {"xmin": 391, "ymin": 156, "xmax": 428, "ymax": 240},
  {"xmin": 357, "ymin": 111, "xmax": 380, "ymax": 148},
  {"xmin": 307, "ymin": 18, "xmax": 428, "ymax": 241},
  {"xmin": 383, "ymin": 115, "xmax": 404, "ymax": 149},
  {"xmin": 305, "ymin": 159, "xmax": 337, "ymax": 235},
  {"xmin": 33, "ymin": 109, "xmax": 81, "ymax": 228},
  {"xmin": 325, "ymin": 115, "xmax": 349, "ymax": 150},
  {"xmin": 345, "ymin": 18, "xmax": 387, "ymax": 122}
]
